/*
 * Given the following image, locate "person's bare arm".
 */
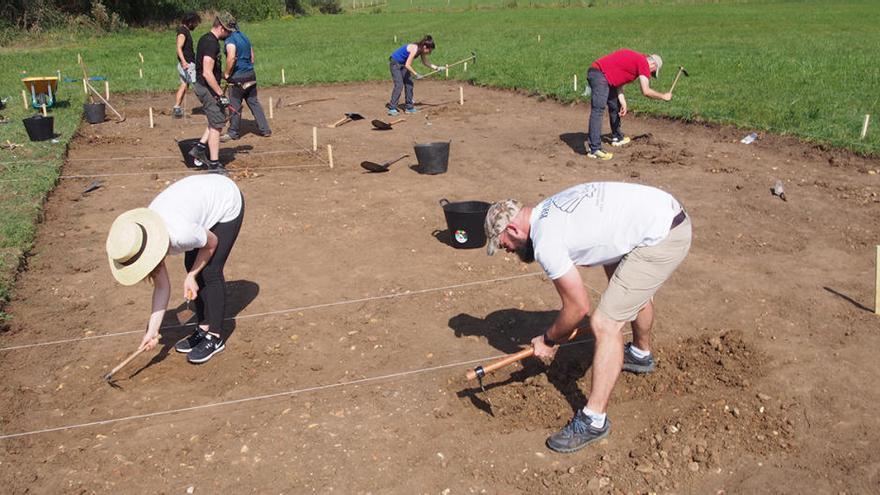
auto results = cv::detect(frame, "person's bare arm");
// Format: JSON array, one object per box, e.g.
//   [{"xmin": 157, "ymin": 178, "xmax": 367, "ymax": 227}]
[
  {"xmin": 139, "ymin": 260, "xmax": 171, "ymax": 351},
  {"xmin": 202, "ymin": 55, "xmax": 223, "ymax": 95},
  {"xmin": 224, "ymin": 44, "xmax": 237, "ymax": 81},
  {"xmin": 404, "ymin": 45, "xmax": 420, "ymax": 76},
  {"xmin": 638, "ymin": 75, "xmax": 672, "ymax": 101},
  {"xmin": 176, "ymin": 34, "xmax": 188, "ymax": 68},
  {"xmin": 531, "ymin": 267, "xmax": 591, "ymax": 359},
  {"xmin": 420, "ymin": 52, "xmax": 439, "ymax": 71},
  {"xmin": 182, "ymin": 230, "xmax": 218, "ymax": 301}
]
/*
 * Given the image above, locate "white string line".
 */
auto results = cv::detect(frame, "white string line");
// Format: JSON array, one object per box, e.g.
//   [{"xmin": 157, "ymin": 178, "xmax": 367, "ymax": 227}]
[
  {"xmin": 0, "ymin": 163, "xmax": 328, "ymax": 183},
  {"xmin": 0, "ymin": 330, "xmax": 617, "ymax": 441},
  {"xmin": 58, "ymin": 163, "xmax": 328, "ymax": 179},
  {"xmin": 0, "ymin": 272, "xmax": 545, "ymax": 352},
  {"xmin": 66, "ymin": 148, "xmax": 317, "ymax": 162}
]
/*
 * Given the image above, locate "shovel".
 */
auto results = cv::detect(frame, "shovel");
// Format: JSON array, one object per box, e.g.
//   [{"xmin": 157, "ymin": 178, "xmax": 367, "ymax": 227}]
[
  {"xmin": 328, "ymin": 112, "xmax": 365, "ymax": 128},
  {"xmin": 371, "ymin": 118, "xmax": 405, "ymax": 131},
  {"xmin": 360, "ymin": 154, "xmax": 409, "ymax": 173}
]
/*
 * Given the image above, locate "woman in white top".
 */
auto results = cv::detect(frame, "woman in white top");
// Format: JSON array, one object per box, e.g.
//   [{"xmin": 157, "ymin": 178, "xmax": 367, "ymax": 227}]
[{"xmin": 105, "ymin": 174, "xmax": 244, "ymax": 364}]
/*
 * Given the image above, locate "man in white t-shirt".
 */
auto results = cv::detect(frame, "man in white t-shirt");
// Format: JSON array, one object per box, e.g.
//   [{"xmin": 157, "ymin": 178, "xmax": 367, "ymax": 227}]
[{"xmin": 484, "ymin": 182, "xmax": 692, "ymax": 453}]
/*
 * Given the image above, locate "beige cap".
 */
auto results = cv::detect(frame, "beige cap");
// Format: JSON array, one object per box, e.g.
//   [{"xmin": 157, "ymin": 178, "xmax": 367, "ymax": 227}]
[
  {"xmin": 484, "ymin": 199, "xmax": 523, "ymax": 256},
  {"xmin": 646, "ymin": 53, "xmax": 663, "ymax": 78},
  {"xmin": 106, "ymin": 208, "xmax": 169, "ymax": 286}
]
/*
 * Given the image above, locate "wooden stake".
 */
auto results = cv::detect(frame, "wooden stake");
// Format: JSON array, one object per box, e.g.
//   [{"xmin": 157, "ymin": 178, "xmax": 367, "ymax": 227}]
[
  {"xmin": 445, "ymin": 66, "xmax": 449, "ymax": 79},
  {"xmin": 149, "ymin": 107, "xmax": 154, "ymax": 128},
  {"xmin": 459, "ymin": 86, "xmax": 464, "ymax": 106},
  {"xmin": 77, "ymin": 53, "xmax": 82, "ymax": 64},
  {"xmin": 138, "ymin": 52, "xmax": 144, "ymax": 64},
  {"xmin": 281, "ymin": 68, "xmax": 286, "ymax": 84},
  {"xmin": 139, "ymin": 68, "xmax": 144, "ymax": 79},
  {"xmin": 104, "ymin": 80, "xmax": 110, "ymax": 101},
  {"xmin": 312, "ymin": 126, "xmax": 317, "ymax": 151},
  {"xmin": 876, "ymin": 246, "xmax": 880, "ymax": 315},
  {"xmin": 538, "ymin": 34, "xmax": 541, "ymax": 42},
  {"xmin": 22, "ymin": 89, "xmax": 28, "ymax": 110},
  {"xmin": 269, "ymin": 97, "xmax": 274, "ymax": 119},
  {"xmin": 83, "ymin": 78, "xmax": 88, "ymax": 95},
  {"xmin": 394, "ymin": 35, "xmax": 398, "ymax": 43},
  {"xmin": 574, "ymin": 74, "xmax": 578, "ymax": 92},
  {"xmin": 41, "ymin": 104, "xmax": 47, "ymax": 117},
  {"xmin": 463, "ymin": 61, "xmax": 467, "ymax": 72},
  {"xmin": 327, "ymin": 145, "xmax": 334, "ymax": 169},
  {"xmin": 861, "ymin": 114, "xmax": 871, "ymax": 140}
]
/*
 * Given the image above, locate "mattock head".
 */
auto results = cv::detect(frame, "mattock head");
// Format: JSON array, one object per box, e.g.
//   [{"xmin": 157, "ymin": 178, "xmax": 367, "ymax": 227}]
[{"xmin": 474, "ymin": 366, "xmax": 487, "ymax": 393}]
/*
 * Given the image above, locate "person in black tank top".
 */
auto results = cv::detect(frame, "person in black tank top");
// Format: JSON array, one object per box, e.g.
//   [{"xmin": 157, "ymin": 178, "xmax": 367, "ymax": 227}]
[{"xmin": 173, "ymin": 11, "xmax": 201, "ymax": 119}]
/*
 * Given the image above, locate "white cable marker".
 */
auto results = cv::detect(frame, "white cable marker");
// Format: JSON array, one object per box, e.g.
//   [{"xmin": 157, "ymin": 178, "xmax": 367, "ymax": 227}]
[{"xmin": 0, "ymin": 273, "xmax": 544, "ymax": 352}]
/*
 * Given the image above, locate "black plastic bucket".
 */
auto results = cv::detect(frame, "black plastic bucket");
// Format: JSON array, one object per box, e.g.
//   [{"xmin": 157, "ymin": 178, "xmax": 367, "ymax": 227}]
[
  {"xmin": 177, "ymin": 138, "xmax": 202, "ymax": 168},
  {"xmin": 414, "ymin": 141, "xmax": 450, "ymax": 175},
  {"xmin": 440, "ymin": 198, "xmax": 490, "ymax": 249},
  {"xmin": 22, "ymin": 115, "xmax": 54, "ymax": 142},
  {"xmin": 83, "ymin": 103, "xmax": 106, "ymax": 124}
]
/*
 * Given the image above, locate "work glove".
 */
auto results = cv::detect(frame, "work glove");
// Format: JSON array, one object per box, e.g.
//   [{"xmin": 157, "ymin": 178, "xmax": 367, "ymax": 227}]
[{"xmin": 414, "ymin": 73, "xmax": 424, "ymax": 80}]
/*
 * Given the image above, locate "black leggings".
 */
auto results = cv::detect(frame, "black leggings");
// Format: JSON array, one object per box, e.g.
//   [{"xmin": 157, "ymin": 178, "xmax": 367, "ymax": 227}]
[{"xmin": 184, "ymin": 198, "xmax": 244, "ymax": 340}]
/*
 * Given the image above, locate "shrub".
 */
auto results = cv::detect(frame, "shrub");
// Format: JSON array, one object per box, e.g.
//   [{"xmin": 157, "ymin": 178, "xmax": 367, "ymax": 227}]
[{"xmin": 310, "ymin": 0, "xmax": 343, "ymax": 14}]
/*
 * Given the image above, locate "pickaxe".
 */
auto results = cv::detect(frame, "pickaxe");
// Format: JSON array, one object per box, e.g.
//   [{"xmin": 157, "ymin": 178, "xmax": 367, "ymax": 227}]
[
  {"xmin": 423, "ymin": 51, "xmax": 477, "ymax": 78},
  {"xmin": 465, "ymin": 327, "xmax": 581, "ymax": 395},
  {"xmin": 668, "ymin": 66, "xmax": 690, "ymax": 94}
]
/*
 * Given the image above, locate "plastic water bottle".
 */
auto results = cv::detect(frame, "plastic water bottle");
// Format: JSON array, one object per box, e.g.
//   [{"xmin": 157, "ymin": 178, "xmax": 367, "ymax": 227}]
[{"xmin": 741, "ymin": 132, "xmax": 758, "ymax": 144}]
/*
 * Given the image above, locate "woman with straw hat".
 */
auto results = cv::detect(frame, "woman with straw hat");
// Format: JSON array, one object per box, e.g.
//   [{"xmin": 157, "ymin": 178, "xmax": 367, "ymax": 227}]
[{"xmin": 106, "ymin": 174, "xmax": 244, "ymax": 364}]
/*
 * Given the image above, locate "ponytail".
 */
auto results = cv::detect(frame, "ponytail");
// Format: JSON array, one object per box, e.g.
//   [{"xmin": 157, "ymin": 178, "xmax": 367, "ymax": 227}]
[{"xmin": 416, "ymin": 35, "xmax": 435, "ymax": 54}]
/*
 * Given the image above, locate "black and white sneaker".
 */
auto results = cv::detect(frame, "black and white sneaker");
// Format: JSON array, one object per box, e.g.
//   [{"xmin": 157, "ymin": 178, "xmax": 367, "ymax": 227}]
[
  {"xmin": 174, "ymin": 328, "xmax": 207, "ymax": 353},
  {"xmin": 546, "ymin": 410, "xmax": 611, "ymax": 453},
  {"xmin": 622, "ymin": 342, "xmax": 656, "ymax": 374},
  {"xmin": 187, "ymin": 334, "xmax": 225, "ymax": 364}
]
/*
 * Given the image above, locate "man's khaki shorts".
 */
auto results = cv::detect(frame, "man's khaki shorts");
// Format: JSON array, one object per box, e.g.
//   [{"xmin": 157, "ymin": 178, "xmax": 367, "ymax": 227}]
[
  {"xmin": 193, "ymin": 82, "xmax": 226, "ymax": 129},
  {"xmin": 597, "ymin": 216, "xmax": 692, "ymax": 322}
]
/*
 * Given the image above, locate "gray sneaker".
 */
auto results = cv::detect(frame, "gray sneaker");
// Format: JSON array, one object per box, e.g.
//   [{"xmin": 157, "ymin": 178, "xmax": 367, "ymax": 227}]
[
  {"xmin": 623, "ymin": 342, "xmax": 655, "ymax": 374},
  {"xmin": 546, "ymin": 410, "xmax": 611, "ymax": 453}
]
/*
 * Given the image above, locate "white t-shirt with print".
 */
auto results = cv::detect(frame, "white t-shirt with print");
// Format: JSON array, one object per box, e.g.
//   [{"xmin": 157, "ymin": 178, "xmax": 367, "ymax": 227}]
[
  {"xmin": 530, "ymin": 182, "xmax": 682, "ymax": 280},
  {"xmin": 149, "ymin": 174, "xmax": 242, "ymax": 254}
]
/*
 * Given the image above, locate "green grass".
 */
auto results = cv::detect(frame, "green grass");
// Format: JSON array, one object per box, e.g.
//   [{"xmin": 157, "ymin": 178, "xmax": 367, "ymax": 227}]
[{"xmin": 0, "ymin": 0, "xmax": 879, "ymax": 321}]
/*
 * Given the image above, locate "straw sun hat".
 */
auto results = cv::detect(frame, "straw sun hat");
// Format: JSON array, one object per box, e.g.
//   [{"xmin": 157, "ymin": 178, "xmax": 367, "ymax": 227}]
[{"xmin": 106, "ymin": 208, "xmax": 169, "ymax": 286}]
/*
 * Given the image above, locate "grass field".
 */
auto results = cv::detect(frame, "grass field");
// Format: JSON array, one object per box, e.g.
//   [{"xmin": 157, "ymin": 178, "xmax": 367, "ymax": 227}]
[{"xmin": 0, "ymin": 0, "xmax": 878, "ymax": 320}]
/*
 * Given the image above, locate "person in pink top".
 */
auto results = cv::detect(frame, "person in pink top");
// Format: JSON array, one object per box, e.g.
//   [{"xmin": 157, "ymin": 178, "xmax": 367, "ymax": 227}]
[{"xmin": 585, "ymin": 49, "xmax": 672, "ymax": 160}]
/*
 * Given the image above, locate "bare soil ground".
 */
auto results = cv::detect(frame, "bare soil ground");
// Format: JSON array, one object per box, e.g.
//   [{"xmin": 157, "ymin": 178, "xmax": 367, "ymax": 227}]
[{"xmin": 1, "ymin": 81, "xmax": 879, "ymax": 494}]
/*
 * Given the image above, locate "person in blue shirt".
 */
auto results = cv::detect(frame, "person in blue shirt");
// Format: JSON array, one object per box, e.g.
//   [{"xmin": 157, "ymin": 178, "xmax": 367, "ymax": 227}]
[
  {"xmin": 387, "ymin": 35, "xmax": 443, "ymax": 116},
  {"xmin": 221, "ymin": 21, "xmax": 271, "ymax": 141}
]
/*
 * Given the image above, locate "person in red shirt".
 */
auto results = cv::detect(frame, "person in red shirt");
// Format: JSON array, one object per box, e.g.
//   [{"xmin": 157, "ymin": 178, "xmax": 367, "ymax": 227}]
[{"xmin": 586, "ymin": 49, "xmax": 671, "ymax": 160}]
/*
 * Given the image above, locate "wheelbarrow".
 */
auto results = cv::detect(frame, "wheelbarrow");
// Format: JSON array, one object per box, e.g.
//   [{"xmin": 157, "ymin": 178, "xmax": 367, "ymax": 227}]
[{"xmin": 22, "ymin": 77, "xmax": 60, "ymax": 109}]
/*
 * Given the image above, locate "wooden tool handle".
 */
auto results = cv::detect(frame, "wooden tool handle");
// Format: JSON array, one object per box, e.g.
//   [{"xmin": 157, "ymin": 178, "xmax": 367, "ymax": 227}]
[
  {"xmin": 668, "ymin": 69, "xmax": 684, "ymax": 94},
  {"xmin": 85, "ymin": 81, "xmax": 125, "ymax": 121},
  {"xmin": 389, "ymin": 118, "xmax": 406, "ymax": 125},
  {"xmin": 465, "ymin": 327, "xmax": 582, "ymax": 381},
  {"xmin": 329, "ymin": 116, "xmax": 349, "ymax": 128},
  {"xmin": 466, "ymin": 347, "xmax": 534, "ymax": 380},
  {"xmin": 103, "ymin": 346, "xmax": 147, "ymax": 381}
]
